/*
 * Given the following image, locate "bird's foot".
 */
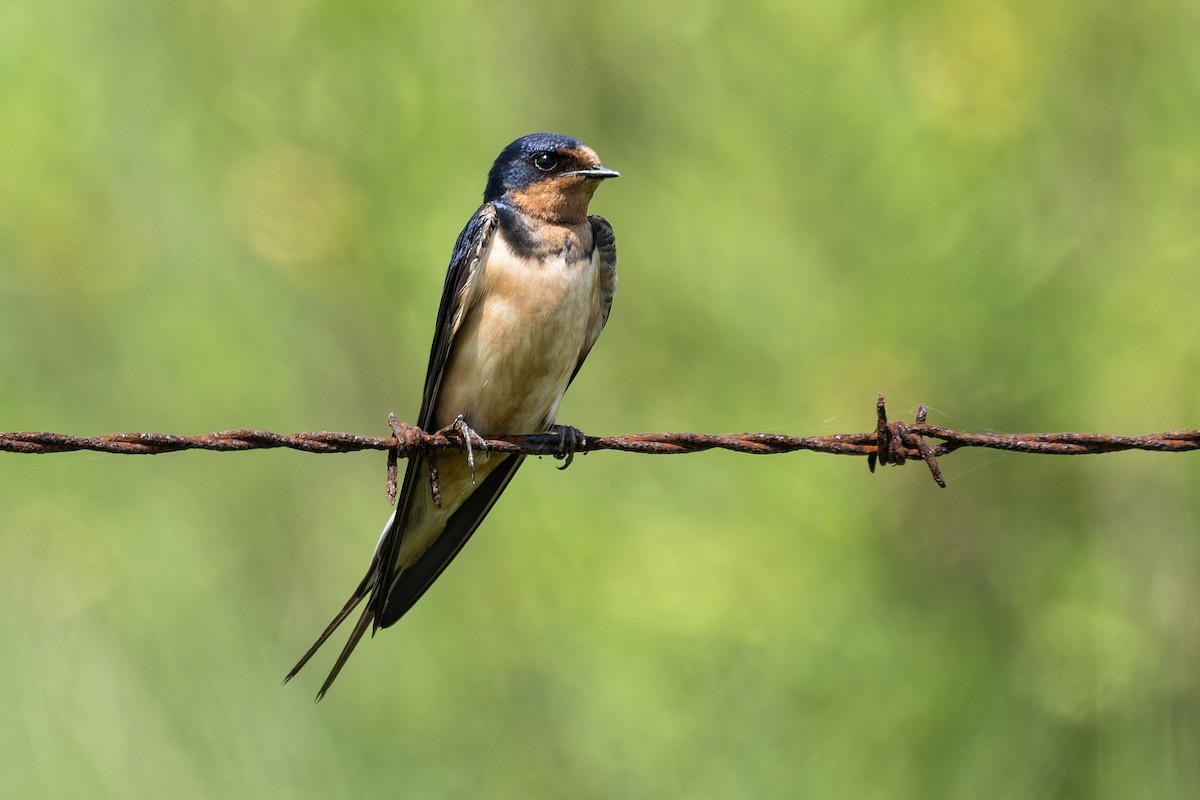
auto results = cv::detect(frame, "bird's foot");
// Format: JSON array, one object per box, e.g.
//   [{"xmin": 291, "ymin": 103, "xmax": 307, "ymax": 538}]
[
  {"xmin": 551, "ymin": 424, "xmax": 587, "ymax": 470},
  {"xmin": 436, "ymin": 415, "xmax": 488, "ymax": 484}
]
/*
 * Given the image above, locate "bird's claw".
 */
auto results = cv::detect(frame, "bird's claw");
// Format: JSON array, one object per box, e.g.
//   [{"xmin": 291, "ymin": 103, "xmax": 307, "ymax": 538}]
[
  {"xmin": 551, "ymin": 424, "xmax": 587, "ymax": 470},
  {"xmin": 436, "ymin": 415, "xmax": 487, "ymax": 484}
]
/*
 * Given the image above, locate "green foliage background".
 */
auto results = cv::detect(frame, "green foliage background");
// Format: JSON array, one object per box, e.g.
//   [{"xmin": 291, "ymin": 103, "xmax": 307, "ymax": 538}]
[{"xmin": 2, "ymin": 0, "xmax": 1198, "ymax": 797}]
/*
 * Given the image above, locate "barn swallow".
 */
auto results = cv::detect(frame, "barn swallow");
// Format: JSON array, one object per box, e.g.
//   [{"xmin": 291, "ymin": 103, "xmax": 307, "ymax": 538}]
[{"xmin": 285, "ymin": 133, "xmax": 619, "ymax": 699}]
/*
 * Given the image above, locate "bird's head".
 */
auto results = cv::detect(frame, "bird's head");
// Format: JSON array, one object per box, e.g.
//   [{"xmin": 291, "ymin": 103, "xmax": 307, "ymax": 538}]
[{"xmin": 484, "ymin": 133, "xmax": 619, "ymax": 223}]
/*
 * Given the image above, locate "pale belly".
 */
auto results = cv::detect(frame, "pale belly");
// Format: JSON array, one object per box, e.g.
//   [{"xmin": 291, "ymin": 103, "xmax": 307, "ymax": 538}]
[{"xmin": 434, "ymin": 234, "xmax": 601, "ymax": 435}]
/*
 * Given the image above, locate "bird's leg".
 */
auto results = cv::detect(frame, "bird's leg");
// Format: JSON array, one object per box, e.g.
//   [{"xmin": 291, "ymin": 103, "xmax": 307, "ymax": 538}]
[
  {"xmin": 435, "ymin": 415, "xmax": 487, "ymax": 484},
  {"xmin": 551, "ymin": 424, "xmax": 587, "ymax": 470}
]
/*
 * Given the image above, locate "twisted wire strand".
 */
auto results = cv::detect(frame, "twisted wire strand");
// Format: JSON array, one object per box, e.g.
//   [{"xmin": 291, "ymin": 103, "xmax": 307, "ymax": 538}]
[{"xmin": 3, "ymin": 396, "xmax": 1196, "ymax": 491}]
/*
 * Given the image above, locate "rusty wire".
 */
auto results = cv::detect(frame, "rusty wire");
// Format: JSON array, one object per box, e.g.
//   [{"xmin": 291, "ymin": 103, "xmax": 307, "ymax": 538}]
[{"xmin": 2, "ymin": 396, "xmax": 1196, "ymax": 494}]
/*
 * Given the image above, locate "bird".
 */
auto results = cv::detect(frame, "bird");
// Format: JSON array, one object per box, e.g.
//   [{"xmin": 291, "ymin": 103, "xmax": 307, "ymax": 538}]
[{"xmin": 285, "ymin": 133, "xmax": 619, "ymax": 699}]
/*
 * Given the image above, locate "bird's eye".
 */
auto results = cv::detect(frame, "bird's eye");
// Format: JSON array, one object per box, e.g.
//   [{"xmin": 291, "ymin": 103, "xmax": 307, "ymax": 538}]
[{"xmin": 532, "ymin": 152, "xmax": 559, "ymax": 172}]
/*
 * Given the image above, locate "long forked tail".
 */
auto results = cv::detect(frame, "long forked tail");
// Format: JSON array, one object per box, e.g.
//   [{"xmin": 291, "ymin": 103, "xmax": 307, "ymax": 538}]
[{"xmin": 284, "ymin": 577, "xmax": 375, "ymax": 701}]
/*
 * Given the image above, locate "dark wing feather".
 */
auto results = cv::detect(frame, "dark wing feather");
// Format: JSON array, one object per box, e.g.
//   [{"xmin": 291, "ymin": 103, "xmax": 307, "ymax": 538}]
[
  {"xmin": 414, "ymin": 205, "xmax": 500, "ymax": 432},
  {"xmin": 369, "ymin": 204, "xmax": 499, "ymax": 627},
  {"xmin": 568, "ymin": 215, "xmax": 618, "ymax": 385},
  {"xmin": 286, "ymin": 204, "xmax": 498, "ymax": 697},
  {"xmin": 377, "ymin": 452, "xmax": 524, "ymax": 627}
]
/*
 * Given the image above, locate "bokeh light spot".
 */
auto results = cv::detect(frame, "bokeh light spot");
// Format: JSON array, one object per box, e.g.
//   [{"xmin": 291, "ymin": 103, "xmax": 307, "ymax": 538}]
[{"xmin": 222, "ymin": 144, "xmax": 356, "ymax": 272}]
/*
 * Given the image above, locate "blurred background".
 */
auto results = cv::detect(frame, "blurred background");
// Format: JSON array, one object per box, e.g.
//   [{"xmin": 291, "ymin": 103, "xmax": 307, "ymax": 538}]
[{"xmin": 2, "ymin": 0, "xmax": 1198, "ymax": 797}]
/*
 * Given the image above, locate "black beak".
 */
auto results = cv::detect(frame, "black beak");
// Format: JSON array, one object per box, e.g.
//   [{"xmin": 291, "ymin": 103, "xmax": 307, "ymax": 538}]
[{"xmin": 566, "ymin": 166, "xmax": 620, "ymax": 180}]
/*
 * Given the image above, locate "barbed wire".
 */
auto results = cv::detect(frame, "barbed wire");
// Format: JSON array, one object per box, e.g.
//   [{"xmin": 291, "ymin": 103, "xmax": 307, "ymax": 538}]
[{"xmin": 2, "ymin": 397, "xmax": 1196, "ymax": 496}]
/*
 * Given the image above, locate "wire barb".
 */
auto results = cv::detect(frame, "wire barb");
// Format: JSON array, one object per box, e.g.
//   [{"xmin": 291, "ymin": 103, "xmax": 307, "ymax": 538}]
[
  {"xmin": 868, "ymin": 395, "xmax": 947, "ymax": 487},
  {"xmin": 2, "ymin": 395, "xmax": 1196, "ymax": 495},
  {"xmin": 385, "ymin": 412, "xmax": 403, "ymax": 506}
]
